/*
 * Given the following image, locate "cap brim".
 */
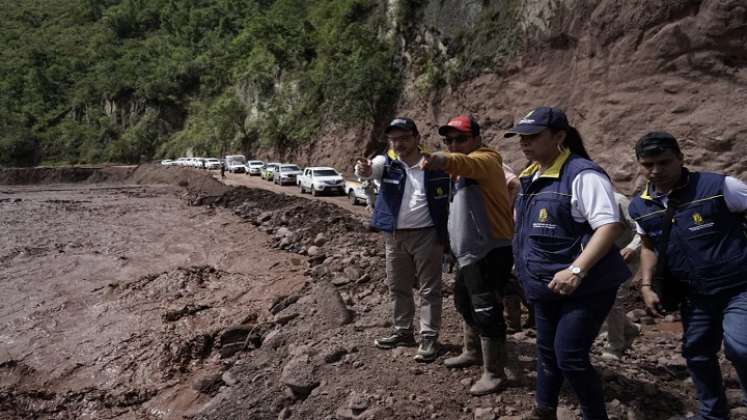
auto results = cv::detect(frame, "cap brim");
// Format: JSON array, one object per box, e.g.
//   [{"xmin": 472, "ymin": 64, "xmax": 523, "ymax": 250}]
[
  {"xmin": 385, "ymin": 124, "xmax": 410, "ymax": 133},
  {"xmin": 438, "ymin": 125, "xmax": 470, "ymax": 135},
  {"xmin": 503, "ymin": 124, "xmax": 547, "ymax": 138}
]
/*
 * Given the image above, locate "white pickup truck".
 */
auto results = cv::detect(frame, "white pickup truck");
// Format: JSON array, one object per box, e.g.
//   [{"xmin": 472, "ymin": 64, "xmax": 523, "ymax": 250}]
[{"xmin": 298, "ymin": 167, "xmax": 346, "ymax": 196}]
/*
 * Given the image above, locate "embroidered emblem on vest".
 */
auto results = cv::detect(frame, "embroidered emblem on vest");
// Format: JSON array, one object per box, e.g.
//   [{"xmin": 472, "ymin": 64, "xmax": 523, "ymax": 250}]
[
  {"xmin": 692, "ymin": 213, "xmax": 704, "ymax": 225},
  {"xmin": 538, "ymin": 208, "xmax": 549, "ymax": 223}
]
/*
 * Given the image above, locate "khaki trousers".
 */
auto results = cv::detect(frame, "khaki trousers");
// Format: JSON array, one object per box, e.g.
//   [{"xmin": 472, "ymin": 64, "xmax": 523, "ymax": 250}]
[{"xmin": 384, "ymin": 227, "xmax": 443, "ymax": 336}]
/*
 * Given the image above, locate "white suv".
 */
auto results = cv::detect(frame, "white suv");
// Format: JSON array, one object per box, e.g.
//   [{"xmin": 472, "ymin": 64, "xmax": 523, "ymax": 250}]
[
  {"xmin": 246, "ymin": 160, "xmax": 265, "ymax": 176},
  {"xmin": 274, "ymin": 164, "xmax": 302, "ymax": 185},
  {"xmin": 299, "ymin": 167, "xmax": 345, "ymax": 196}
]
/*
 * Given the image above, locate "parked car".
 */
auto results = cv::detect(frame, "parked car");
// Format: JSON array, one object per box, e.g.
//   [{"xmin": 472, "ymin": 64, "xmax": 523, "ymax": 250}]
[
  {"xmin": 224, "ymin": 154, "xmax": 247, "ymax": 173},
  {"xmin": 345, "ymin": 180, "xmax": 379, "ymax": 205},
  {"xmin": 160, "ymin": 159, "xmax": 174, "ymax": 166},
  {"xmin": 204, "ymin": 158, "xmax": 221, "ymax": 170},
  {"xmin": 246, "ymin": 160, "xmax": 265, "ymax": 176},
  {"xmin": 193, "ymin": 157, "xmax": 207, "ymax": 168},
  {"xmin": 345, "ymin": 181, "xmax": 367, "ymax": 205},
  {"xmin": 299, "ymin": 167, "xmax": 345, "ymax": 196},
  {"xmin": 261, "ymin": 162, "xmax": 280, "ymax": 180},
  {"xmin": 175, "ymin": 157, "xmax": 191, "ymax": 166},
  {"xmin": 274, "ymin": 164, "xmax": 302, "ymax": 185}
]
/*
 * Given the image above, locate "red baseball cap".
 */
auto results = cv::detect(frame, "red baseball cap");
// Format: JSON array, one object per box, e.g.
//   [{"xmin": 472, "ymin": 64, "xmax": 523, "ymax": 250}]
[{"xmin": 438, "ymin": 115, "xmax": 480, "ymax": 136}]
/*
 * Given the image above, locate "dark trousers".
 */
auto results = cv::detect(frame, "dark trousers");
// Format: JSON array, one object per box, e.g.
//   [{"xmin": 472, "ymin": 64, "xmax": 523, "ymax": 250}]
[
  {"xmin": 454, "ymin": 246, "xmax": 513, "ymax": 338},
  {"xmin": 534, "ymin": 288, "xmax": 617, "ymax": 420},
  {"xmin": 681, "ymin": 287, "xmax": 747, "ymax": 420}
]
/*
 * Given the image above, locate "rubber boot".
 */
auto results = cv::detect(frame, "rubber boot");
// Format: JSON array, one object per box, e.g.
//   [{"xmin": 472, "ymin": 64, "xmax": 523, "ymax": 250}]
[
  {"xmin": 504, "ymin": 294, "xmax": 522, "ymax": 333},
  {"xmin": 444, "ymin": 321, "xmax": 482, "ymax": 368},
  {"xmin": 469, "ymin": 336, "xmax": 507, "ymax": 396}
]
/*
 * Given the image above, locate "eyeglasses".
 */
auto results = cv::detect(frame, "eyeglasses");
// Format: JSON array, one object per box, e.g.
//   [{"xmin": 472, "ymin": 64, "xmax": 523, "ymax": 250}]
[{"xmin": 442, "ymin": 135, "xmax": 471, "ymax": 145}]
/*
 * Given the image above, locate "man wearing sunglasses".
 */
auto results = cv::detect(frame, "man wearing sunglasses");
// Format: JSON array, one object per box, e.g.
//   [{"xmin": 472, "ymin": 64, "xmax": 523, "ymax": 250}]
[
  {"xmin": 629, "ymin": 131, "xmax": 747, "ymax": 420},
  {"xmin": 420, "ymin": 115, "xmax": 515, "ymax": 395},
  {"xmin": 355, "ymin": 117, "xmax": 450, "ymax": 363}
]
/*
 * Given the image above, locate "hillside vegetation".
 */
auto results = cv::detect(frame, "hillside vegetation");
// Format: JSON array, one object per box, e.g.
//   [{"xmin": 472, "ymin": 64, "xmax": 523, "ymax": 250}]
[{"xmin": 0, "ymin": 0, "xmax": 404, "ymax": 166}]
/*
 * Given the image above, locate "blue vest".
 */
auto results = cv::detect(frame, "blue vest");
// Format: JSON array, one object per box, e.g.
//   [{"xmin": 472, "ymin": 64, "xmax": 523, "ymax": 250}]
[
  {"xmin": 513, "ymin": 153, "xmax": 630, "ymax": 301},
  {"xmin": 370, "ymin": 157, "xmax": 450, "ymax": 243},
  {"xmin": 629, "ymin": 170, "xmax": 747, "ymax": 296}
]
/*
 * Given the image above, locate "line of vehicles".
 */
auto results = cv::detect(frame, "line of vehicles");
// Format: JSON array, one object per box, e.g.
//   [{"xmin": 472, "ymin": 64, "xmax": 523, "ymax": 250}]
[{"xmin": 160, "ymin": 155, "xmax": 374, "ymax": 206}]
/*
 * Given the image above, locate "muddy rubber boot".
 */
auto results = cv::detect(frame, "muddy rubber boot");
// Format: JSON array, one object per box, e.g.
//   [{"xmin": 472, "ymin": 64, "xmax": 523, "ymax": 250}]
[
  {"xmin": 469, "ymin": 337, "xmax": 507, "ymax": 396},
  {"xmin": 504, "ymin": 295, "xmax": 522, "ymax": 333},
  {"xmin": 444, "ymin": 322, "xmax": 482, "ymax": 368}
]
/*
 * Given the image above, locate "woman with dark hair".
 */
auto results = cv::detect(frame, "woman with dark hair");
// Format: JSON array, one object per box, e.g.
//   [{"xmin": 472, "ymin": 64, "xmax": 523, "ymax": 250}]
[{"xmin": 505, "ymin": 107, "xmax": 629, "ymax": 420}]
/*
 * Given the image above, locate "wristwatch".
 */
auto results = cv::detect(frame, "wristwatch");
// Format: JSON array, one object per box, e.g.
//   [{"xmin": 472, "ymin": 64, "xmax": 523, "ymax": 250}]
[{"xmin": 568, "ymin": 265, "xmax": 587, "ymax": 280}]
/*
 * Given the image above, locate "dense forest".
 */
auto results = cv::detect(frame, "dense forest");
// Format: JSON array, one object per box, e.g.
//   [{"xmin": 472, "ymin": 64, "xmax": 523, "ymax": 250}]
[{"xmin": 0, "ymin": 0, "xmax": 409, "ymax": 166}]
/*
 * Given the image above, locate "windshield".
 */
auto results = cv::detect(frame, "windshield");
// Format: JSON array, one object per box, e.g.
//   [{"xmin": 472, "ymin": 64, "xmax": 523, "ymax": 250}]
[
  {"xmin": 267, "ymin": 164, "xmax": 278, "ymax": 170},
  {"xmin": 206, "ymin": 159, "xmax": 219, "ymax": 163},
  {"xmin": 281, "ymin": 165, "xmax": 300, "ymax": 172},
  {"xmin": 249, "ymin": 161, "xmax": 264, "ymax": 166},
  {"xmin": 226, "ymin": 156, "xmax": 246, "ymax": 164},
  {"xmin": 313, "ymin": 169, "xmax": 338, "ymax": 177}
]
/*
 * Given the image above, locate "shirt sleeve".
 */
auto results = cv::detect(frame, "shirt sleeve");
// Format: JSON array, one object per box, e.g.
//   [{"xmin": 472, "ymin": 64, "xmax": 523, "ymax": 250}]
[
  {"xmin": 723, "ymin": 176, "xmax": 747, "ymax": 213},
  {"xmin": 443, "ymin": 149, "xmax": 503, "ymax": 182},
  {"xmin": 355, "ymin": 155, "xmax": 386, "ymax": 181},
  {"xmin": 571, "ymin": 170, "xmax": 621, "ymax": 229}
]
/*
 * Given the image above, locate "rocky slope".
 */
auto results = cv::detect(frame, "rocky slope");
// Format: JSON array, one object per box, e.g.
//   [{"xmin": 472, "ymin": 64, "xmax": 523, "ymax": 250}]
[{"xmin": 285, "ymin": 0, "xmax": 747, "ymax": 193}]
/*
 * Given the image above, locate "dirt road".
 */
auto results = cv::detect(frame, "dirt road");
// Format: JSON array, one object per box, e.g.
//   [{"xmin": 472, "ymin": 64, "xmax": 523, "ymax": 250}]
[{"xmin": 216, "ymin": 171, "xmax": 371, "ymax": 218}]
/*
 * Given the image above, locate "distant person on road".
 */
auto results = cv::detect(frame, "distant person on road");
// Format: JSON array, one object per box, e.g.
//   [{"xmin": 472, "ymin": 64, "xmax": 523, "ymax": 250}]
[
  {"xmin": 220, "ymin": 160, "xmax": 225, "ymax": 179},
  {"xmin": 506, "ymin": 107, "xmax": 630, "ymax": 420},
  {"xmin": 355, "ymin": 117, "xmax": 450, "ymax": 363},
  {"xmin": 419, "ymin": 115, "xmax": 516, "ymax": 396},
  {"xmin": 629, "ymin": 132, "xmax": 747, "ymax": 420}
]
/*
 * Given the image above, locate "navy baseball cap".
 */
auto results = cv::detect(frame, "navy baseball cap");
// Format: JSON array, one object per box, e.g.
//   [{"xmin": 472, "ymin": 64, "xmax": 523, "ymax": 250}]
[
  {"xmin": 635, "ymin": 131, "xmax": 682, "ymax": 159},
  {"xmin": 503, "ymin": 107, "xmax": 570, "ymax": 138},
  {"xmin": 385, "ymin": 117, "xmax": 419, "ymax": 135}
]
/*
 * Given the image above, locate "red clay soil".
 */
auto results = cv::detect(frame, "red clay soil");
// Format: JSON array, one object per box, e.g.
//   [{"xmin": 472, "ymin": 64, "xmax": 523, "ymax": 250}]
[{"xmin": 1, "ymin": 166, "xmax": 744, "ymax": 420}]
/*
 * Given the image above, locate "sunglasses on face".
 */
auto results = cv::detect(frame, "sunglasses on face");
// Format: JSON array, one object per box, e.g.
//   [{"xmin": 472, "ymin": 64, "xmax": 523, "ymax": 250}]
[{"xmin": 442, "ymin": 135, "xmax": 471, "ymax": 145}]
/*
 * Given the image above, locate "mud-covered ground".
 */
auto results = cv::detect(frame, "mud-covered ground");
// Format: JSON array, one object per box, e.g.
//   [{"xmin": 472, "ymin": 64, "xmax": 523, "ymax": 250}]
[{"xmin": 1, "ymin": 166, "xmax": 745, "ymax": 420}]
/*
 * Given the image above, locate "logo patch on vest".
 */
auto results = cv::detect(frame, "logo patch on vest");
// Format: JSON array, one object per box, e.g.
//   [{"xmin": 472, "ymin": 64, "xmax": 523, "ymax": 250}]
[
  {"xmin": 532, "ymin": 208, "xmax": 557, "ymax": 229},
  {"xmin": 538, "ymin": 208, "xmax": 549, "ymax": 223},
  {"xmin": 688, "ymin": 212, "xmax": 714, "ymax": 232}
]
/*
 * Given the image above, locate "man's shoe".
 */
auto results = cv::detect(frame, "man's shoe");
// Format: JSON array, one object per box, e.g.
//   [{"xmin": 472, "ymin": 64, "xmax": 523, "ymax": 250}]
[
  {"xmin": 444, "ymin": 321, "xmax": 482, "ymax": 368},
  {"xmin": 374, "ymin": 330, "xmax": 416, "ymax": 349},
  {"xmin": 522, "ymin": 407, "xmax": 557, "ymax": 420},
  {"xmin": 414, "ymin": 335, "xmax": 440, "ymax": 363}
]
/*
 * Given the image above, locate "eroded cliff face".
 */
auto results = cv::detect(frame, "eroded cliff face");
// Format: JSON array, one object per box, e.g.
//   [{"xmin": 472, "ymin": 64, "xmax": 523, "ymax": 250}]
[{"xmin": 290, "ymin": 0, "xmax": 747, "ymax": 191}]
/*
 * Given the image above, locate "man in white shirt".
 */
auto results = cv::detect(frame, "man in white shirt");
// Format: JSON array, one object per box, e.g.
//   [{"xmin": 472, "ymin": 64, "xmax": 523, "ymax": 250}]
[{"xmin": 355, "ymin": 117, "xmax": 451, "ymax": 363}]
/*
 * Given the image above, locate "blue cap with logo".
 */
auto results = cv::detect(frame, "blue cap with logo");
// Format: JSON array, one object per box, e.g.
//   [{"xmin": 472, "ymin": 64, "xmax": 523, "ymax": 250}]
[{"xmin": 503, "ymin": 106, "xmax": 570, "ymax": 138}]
